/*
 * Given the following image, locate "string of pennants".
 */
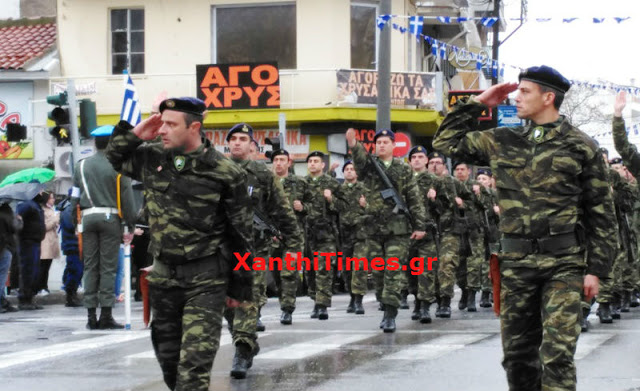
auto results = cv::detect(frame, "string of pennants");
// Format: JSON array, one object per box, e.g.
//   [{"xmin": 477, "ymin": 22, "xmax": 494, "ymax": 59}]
[
  {"xmin": 592, "ymin": 121, "xmax": 640, "ymax": 140},
  {"xmin": 377, "ymin": 15, "xmax": 640, "ymax": 97},
  {"xmin": 404, "ymin": 15, "xmax": 632, "ymax": 25}
]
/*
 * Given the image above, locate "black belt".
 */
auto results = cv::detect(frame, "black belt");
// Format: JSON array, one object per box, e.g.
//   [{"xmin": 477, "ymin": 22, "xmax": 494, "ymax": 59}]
[
  {"xmin": 500, "ymin": 232, "xmax": 579, "ymax": 255},
  {"xmin": 158, "ymin": 254, "xmax": 219, "ymax": 279}
]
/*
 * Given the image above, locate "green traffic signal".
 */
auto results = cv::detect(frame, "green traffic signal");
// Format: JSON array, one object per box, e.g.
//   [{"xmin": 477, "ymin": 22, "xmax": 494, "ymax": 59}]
[{"xmin": 46, "ymin": 91, "xmax": 68, "ymax": 106}]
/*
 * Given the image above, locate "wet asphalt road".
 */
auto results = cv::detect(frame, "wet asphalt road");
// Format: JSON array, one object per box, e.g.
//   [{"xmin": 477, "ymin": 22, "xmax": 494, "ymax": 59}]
[{"xmin": 2, "ymin": 290, "xmax": 640, "ymax": 391}]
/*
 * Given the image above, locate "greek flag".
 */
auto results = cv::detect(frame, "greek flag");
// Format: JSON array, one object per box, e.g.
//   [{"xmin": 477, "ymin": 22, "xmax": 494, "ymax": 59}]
[
  {"xmin": 121, "ymin": 71, "xmax": 141, "ymax": 126},
  {"xmin": 409, "ymin": 16, "xmax": 424, "ymax": 35}
]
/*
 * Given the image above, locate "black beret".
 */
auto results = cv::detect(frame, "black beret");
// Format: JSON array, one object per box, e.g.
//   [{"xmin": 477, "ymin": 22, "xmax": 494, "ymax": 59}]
[
  {"xmin": 598, "ymin": 147, "xmax": 609, "ymax": 155},
  {"xmin": 159, "ymin": 97, "xmax": 206, "ymax": 116},
  {"xmin": 518, "ymin": 65, "xmax": 571, "ymax": 93},
  {"xmin": 269, "ymin": 148, "xmax": 289, "ymax": 162},
  {"xmin": 342, "ymin": 160, "xmax": 354, "ymax": 172},
  {"xmin": 428, "ymin": 151, "xmax": 444, "ymax": 161},
  {"xmin": 476, "ymin": 168, "xmax": 493, "ymax": 178},
  {"xmin": 452, "ymin": 161, "xmax": 468, "ymax": 169},
  {"xmin": 408, "ymin": 146, "xmax": 428, "ymax": 160},
  {"xmin": 609, "ymin": 157, "xmax": 623, "ymax": 165},
  {"xmin": 226, "ymin": 123, "xmax": 254, "ymax": 142},
  {"xmin": 373, "ymin": 129, "xmax": 395, "ymax": 142},
  {"xmin": 306, "ymin": 151, "xmax": 325, "ymax": 162}
]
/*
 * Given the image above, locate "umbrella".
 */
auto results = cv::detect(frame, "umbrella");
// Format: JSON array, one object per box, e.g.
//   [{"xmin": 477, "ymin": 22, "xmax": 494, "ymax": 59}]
[
  {"xmin": 0, "ymin": 167, "xmax": 56, "ymax": 187},
  {"xmin": 0, "ymin": 182, "xmax": 46, "ymax": 202}
]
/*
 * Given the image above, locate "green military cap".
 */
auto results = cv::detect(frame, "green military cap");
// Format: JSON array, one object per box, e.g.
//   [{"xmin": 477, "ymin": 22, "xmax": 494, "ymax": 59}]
[
  {"xmin": 306, "ymin": 150, "xmax": 325, "ymax": 162},
  {"xmin": 428, "ymin": 151, "xmax": 444, "ymax": 161},
  {"xmin": 269, "ymin": 148, "xmax": 289, "ymax": 162},
  {"xmin": 408, "ymin": 145, "xmax": 428, "ymax": 160},
  {"xmin": 476, "ymin": 168, "xmax": 492, "ymax": 178},
  {"xmin": 519, "ymin": 65, "xmax": 571, "ymax": 93},
  {"xmin": 226, "ymin": 123, "xmax": 254, "ymax": 142},
  {"xmin": 159, "ymin": 97, "xmax": 206, "ymax": 116},
  {"xmin": 373, "ymin": 129, "xmax": 395, "ymax": 142},
  {"xmin": 609, "ymin": 157, "xmax": 623, "ymax": 165}
]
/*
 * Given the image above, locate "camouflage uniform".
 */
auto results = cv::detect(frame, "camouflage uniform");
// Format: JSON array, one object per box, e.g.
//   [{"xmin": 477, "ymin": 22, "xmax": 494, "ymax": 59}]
[
  {"xmin": 106, "ymin": 121, "xmax": 254, "ymax": 391},
  {"xmin": 434, "ymin": 98, "xmax": 616, "ymax": 391},
  {"xmin": 304, "ymin": 173, "xmax": 342, "ymax": 307},
  {"xmin": 225, "ymin": 159, "xmax": 303, "ymax": 352},
  {"xmin": 350, "ymin": 142, "xmax": 426, "ymax": 309},
  {"xmin": 338, "ymin": 180, "xmax": 369, "ymax": 295},
  {"xmin": 482, "ymin": 187, "xmax": 500, "ymax": 294}
]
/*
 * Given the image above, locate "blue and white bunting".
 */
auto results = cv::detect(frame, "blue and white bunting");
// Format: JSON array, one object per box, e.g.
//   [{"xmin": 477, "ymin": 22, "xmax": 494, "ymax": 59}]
[
  {"xmin": 437, "ymin": 16, "xmax": 451, "ymax": 24},
  {"xmin": 409, "ymin": 16, "xmax": 424, "ymax": 35},
  {"xmin": 481, "ymin": 17, "xmax": 498, "ymax": 27},
  {"xmin": 120, "ymin": 71, "xmax": 141, "ymax": 126}
]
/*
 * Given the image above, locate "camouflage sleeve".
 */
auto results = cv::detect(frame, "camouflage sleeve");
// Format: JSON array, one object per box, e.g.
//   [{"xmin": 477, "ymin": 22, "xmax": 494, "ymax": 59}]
[
  {"xmin": 404, "ymin": 166, "xmax": 427, "ymax": 231},
  {"xmin": 268, "ymin": 175, "xmax": 303, "ymax": 254},
  {"xmin": 350, "ymin": 141, "xmax": 373, "ymax": 178},
  {"xmin": 432, "ymin": 98, "xmax": 497, "ymax": 166},
  {"xmin": 105, "ymin": 120, "xmax": 146, "ymax": 181},
  {"xmin": 118, "ymin": 175, "xmax": 138, "ymax": 227},
  {"xmin": 613, "ymin": 116, "xmax": 640, "ymax": 178},
  {"xmin": 580, "ymin": 152, "xmax": 617, "ymax": 278},
  {"xmin": 327, "ymin": 177, "xmax": 346, "ymax": 214}
]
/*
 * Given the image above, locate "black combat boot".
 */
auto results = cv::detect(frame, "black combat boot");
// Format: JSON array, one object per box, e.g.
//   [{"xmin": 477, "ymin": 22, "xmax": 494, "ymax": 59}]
[
  {"xmin": 346, "ymin": 294, "xmax": 356, "ymax": 313},
  {"xmin": 411, "ymin": 300, "xmax": 421, "ymax": 320},
  {"xmin": 256, "ymin": 307, "xmax": 266, "ymax": 332},
  {"xmin": 467, "ymin": 290, "xmax": 477, "ymax": 312},
  {"xmin": 87, "ymin": 308, "xmax": 98, "ymax": 330},
  {"xmin": 280, "ymin": 308, "xmax": 293, "ymax": 325},
  {"xmin": 399, "ymin": 290, "xmax": 410, "ymax": 309},
  {"xmin": 597, "ymin": 303, "xmax": 613, "ymax": 324},
  {"xmin": 419, "ymin": 301, "xmax": 432, "ymax": 324},
  {"xmin": 354, "ymin": 294, "xmax": 365, "ymax": 315},
  {"xmin": 382, "ymin": 305, "xmax": 398, "ymax": 333},
  {"xmin": 440, "ymin": 296, "xmax": 452, "ymax": 318},
  {"xmin": 379, "ymin": 304, "xmax": 386, "ymax": 328},
  {"xmin": 611, "ymin": 296, "xmax": 621, "ymax": 319},
  {"xmin": 98, "ymin": 307, "xmax": 124, "ymax": 329},
  {"xmin": 458, "ymin": 288, "xmax": 468, "ymax": 310},
  {"xmin": 378, "ymin": 302, "xmax": 384, "ymax": 311},
  {"xmin": 581, "ymin": 306, "xmax": 591, "ymax": 332},
  {"xmin": 621, "ymin": 291, "xmax": 631, "ymax": 313},
  {"xmin": 479, "ymin": 291, "xmax": 492, "ymax": 308},
  {"xmin": 310, "ymin": 304, "xmax": 319, "ymax": 319},
  {"xmin": 631, "ymin": 290, "xmax": 640, "ymax": 307},
  {"xmin": 317, "ymin": 304, "xmax": 329, "ymax": 320},
  {"xmin": 230, "ymin": 342, "xmax": 253, "ymax": 379},
  {"xmin": 65, "ymin": 290, "xmax": 82, "ymax": 307}
]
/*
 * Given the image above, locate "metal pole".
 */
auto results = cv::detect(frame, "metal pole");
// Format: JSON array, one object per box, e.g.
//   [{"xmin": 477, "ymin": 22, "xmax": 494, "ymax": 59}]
[
  {"xmin": 491, "ymin": 0, "xmax": 500, "ymax": 86},
  {"xmin": 123, "ymin": 227, "xmax": 132, "ymax": 330},
  {"xmin": 278, "ymin": 113, "xmax": 287, "ymax": 150},
  {"xmin": 376, "ymin": 0, "xmax": 392, "ymax": 131},
  {"xmin": 67, "ymin": 79, "xmax": 81, "ymax": 163}
]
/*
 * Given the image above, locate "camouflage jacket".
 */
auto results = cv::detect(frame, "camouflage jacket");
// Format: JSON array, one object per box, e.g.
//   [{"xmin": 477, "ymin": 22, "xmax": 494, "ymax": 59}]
[
  {"xmin": 414, "ymin": 171, "xmax": 439, "ymax": 232},
  {"xmin": 433, "ymin": 175, "xmax": 472, "ymax": 232},
  {"xmin": 279, "ymin": 173, "xmax": 311, "ymax": 226},
  {"xmin": 433, "ymin": 98, "xmax": 616, "ymax": 278},
  {"xmin": 234, "ymin": 159, "xmax": 303, "ymax": 254},
  {"xmin": 350, "ymin": 141, "xmax": 426, "ymax": 235},
  {"xmin": 613, "ymin": 116, "xmax": 640, "ymax": 178},
  {"xmin": 304, "ymin": 173, "xmax": 342, "ymax": 241},
  {"xmin": 338, "ymin": 181, "xmax": 369, "ymax": 230},
  {"xmin": 106, "ymin": 121, "xmax": 253, "ymax": 275}
]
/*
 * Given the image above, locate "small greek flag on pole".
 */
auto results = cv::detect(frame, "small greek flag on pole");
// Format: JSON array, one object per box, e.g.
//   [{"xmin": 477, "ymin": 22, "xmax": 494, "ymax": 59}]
[{"xmin": 121, "ymin": 71, "xmax": 142, "ymax": 126}]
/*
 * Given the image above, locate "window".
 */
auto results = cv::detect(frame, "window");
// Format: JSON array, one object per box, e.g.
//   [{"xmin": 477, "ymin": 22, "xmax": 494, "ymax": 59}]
[
  {"xmin": 351, "ymin": 2, "xmax": 378, "ymax": 69},
  {"xmin": 214, "ymin": 4, "xmax": 296, "ymax": 69},
  {"xmin": 111, "ymin": 9, "xmax": 144, "ymax": 74}
]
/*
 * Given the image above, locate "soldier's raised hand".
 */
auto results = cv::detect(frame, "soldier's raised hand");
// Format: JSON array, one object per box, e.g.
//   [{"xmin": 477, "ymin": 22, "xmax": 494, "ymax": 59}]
[
  {"xmin": 133, "ymin": 113, "xmax": 163, "ymax": 141},
  {"xmin": 475, "ymin": 82, "xmax": 518, "ymax": 108},
  {"xmin": 472, "ymin": 184, "xmax": 481, "ymax": 195},
  {"xmin": 323, "ymin": 189, "xmax": 333, "ymax": 202},
  {"xmin": 346, "ymin": 128, "xmax": 357, "ymax": 148},
  {"xmin": 614, "ymin": 91, "xmax": 626, "ymax": 117},
  {"xmin": 293, "ymin": 200, "xmax": 303, "ymax": 212},
  {"xmin": 359, "ymin": 195, "xmax": 367, "ymax": 208},
  {"xmin": 427, "ymin": 188, "xmax": 436, "ymax": 200}
]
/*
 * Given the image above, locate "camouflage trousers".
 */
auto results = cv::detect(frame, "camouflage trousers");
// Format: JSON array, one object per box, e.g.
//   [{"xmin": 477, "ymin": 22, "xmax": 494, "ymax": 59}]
[
  {"xmin": 597, "ymin": 247, "xmax": 624, "ymax": 303},
  {"xmin": 407, "ymin": 237, "xmax": 439, "ymax": 303},
  {"xmin": 465, "ymin": 232, "xmax": 488, "ymax": 291},
  {"xmin": 224, "ymin": 242, "xmax": 269, "ymax": 352},
  {"xmin": 271, "ymin": 241, "xmax": 299, "ymax": 312},
  {"xmin": 500, "ymin": 258, "xmax": 583, "ymax": 391},
  {"xmin": 149, "ymin": 281, "xmax": 227, "ymax": 391},
  {"xmin": 350, "ymin": 238, "xmax": 372, "ymax": 296},
  {"xmin": 307, "ymin": 240, "xmax": 336, "ymax": 307},
  {"xmin": 364, "ymin": 235, "xmax": 410, "ymax": 308},
  {"xmin": 437, "ymin": 233, "xmax": 461, "ymax": 299}
]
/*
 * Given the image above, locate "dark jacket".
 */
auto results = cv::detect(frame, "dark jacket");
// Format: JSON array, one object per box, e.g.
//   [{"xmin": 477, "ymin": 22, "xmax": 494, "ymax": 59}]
[
  {"xmin": 16, "ymin": 200, "xmax": 45, "ymax": 243},
  {"xmin": 0, "ymin": 203, "xmax": 16, "ymax": 252}
]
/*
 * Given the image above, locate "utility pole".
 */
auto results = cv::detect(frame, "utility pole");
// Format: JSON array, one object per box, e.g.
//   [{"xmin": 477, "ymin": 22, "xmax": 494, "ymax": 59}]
[
  {"xmin": 376, "ymin": 0, "xmax": 392, "ymax": 131},
  {"xmin": 491, "ymin": 0, "xmax": 500, "ymax": 86},
  {"xmin": 67, "ymin": 79, "xmax": 81, "ymax": 164}
]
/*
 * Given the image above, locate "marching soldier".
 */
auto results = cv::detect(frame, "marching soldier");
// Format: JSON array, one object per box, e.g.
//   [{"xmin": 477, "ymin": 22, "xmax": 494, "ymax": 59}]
[
  {"xmin": 475, "ymin": 168, "xmax": 500, "ymax": 308},
  {"xmin": 345, "ymin": 128, "xmax": 426, "ymax": 332},
  {"xmin": 225, "ymin": 124, "xmax": 303, "ymax": 378}
]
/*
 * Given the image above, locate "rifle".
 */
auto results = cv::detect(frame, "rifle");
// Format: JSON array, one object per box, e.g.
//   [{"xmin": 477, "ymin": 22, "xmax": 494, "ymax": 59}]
[
  {"xmin": 367, "ymin": 153, "xmax": 411, "ymax": 217},
  {"xmin": 253, "ymin": 208, "xmax": 284, "ymax": 243},
  {"xmin": 76, "ymin": 204, "xmax": 83, "ymax": 259}
]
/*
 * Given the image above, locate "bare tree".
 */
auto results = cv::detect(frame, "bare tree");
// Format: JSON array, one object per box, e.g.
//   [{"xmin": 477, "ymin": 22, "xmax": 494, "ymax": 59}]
[{"xmin": 560, "ymin": 85, "xmax": 611, "ymax": 129}]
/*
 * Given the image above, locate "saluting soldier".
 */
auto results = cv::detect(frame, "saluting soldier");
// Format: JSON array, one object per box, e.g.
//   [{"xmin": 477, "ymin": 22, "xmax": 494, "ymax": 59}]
[
  {"xmin": 345, "ymin": 128, "xmax": 426, "ymax": 332},
  {"xmin": 433, "ymin": 65, "xmax": 616, "ymax": 391},
  {"xmin": 106, "ymin": 97, "xmax": 254, "ymax": 391}
]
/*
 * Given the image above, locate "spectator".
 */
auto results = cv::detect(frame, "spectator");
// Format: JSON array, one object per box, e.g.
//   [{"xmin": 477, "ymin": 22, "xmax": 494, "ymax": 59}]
[
  {"xmin": 0, "ymin": 202, "xmax": 18, "ymax": 313},
  {"xmin": 16, "ymin": 189, "xmax": 46, "ymax": 310},
  {"xmin": 37, "ymin": 192, "xmax": 60, "ymax": 296},
  {"xmin": 58, "ymin": 193, "xmax": 83, "ymax": 307}
]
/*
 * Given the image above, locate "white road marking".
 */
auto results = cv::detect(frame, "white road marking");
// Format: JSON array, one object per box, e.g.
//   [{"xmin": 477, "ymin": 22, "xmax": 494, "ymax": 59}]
[
  {"xmin": 382, "ymin": 333, "xmax": 492, "ymax": 360},
  {"xmin": 256, "ymin": 333, "xmax": 376, "ymax": 360},
  {"xmin": 575, "ymin": 332, "xmax": 614, "ymax": 360}
]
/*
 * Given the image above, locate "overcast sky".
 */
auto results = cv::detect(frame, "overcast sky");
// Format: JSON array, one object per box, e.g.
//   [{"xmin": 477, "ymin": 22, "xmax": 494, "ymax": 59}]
[{"xmin": 499, "ymin": 0, "xmax": 640, "ymax": 86}]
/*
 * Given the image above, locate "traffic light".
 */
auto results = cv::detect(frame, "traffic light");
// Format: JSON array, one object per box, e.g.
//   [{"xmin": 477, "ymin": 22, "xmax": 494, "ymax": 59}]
[
  {"xmin": 47, "ymin": 92, "xmax": 70, "ymax": 145},
  {"xmin": 79, "ymin": 99, "xmax": 97, "ymax": 138}
]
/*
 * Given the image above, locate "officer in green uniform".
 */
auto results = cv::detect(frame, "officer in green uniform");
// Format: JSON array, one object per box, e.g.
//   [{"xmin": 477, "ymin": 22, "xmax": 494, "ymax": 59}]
[
  {"xmin": 338, "ymin": 160, "xmax": 369, "ymax": 314},
  {"xmin": 407, "ymin": 146, "xmax": 440, "ymax": 323},
  {"xmin": 106, "ymin": 97, "xmax": 254, "ymax": 391},
  {"xmin": 72, "ymin": 125, "xmax": 136, "ymax": 330},
  {"xmin": 475, "ymin": 168, "xmax": 500, "ymax": 308},
  {"xmin": 225, "ymin": 124, "xmax": 303, "ymax": 379},
  {"xmin": 304, "ymin": 151, "xmax": 343, "ymax": 319},
  {"xmin": 433, "ymin": 66, "xmax": 616, "ymax": 391},
  {"xmin": 345, "ymin": 128, "xmax": 426, "ymax": 332}
]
